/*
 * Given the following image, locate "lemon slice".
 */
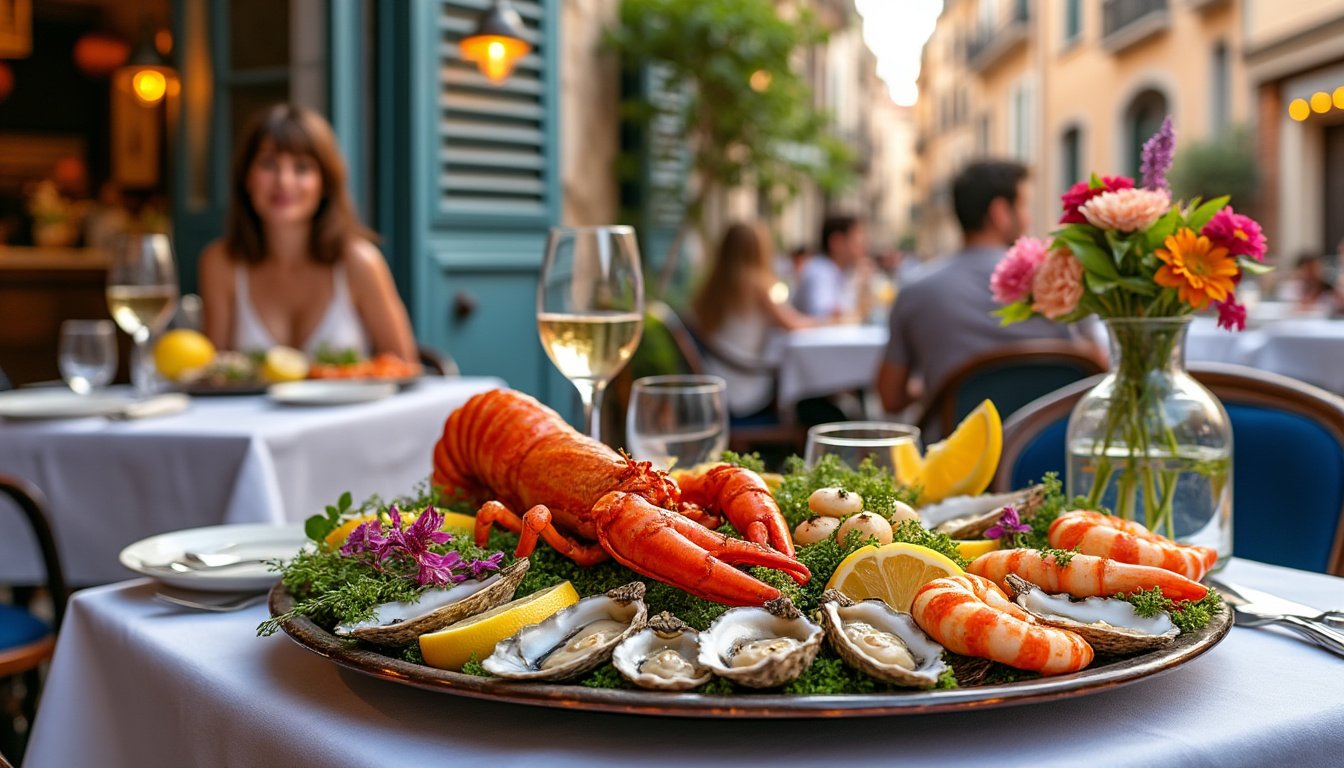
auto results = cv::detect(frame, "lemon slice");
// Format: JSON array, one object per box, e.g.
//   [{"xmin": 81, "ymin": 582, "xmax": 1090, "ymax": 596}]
[
  {"xmin": 420, "ymin": 581, "xmax": 581, "ymax": 670},
  {"xmin": 824, "ymin": 542, "xmax": 964, "ymax": 612},
  {"xmin": 154, "ymin": 329, "xmax": 216, "ymax": 381},
  {"xmin": 892, "ymin": 440, "xmax": 925, "ymax": 489},
  {"xmin": 438, "ymin": 511, "xmax": 479, "ymax": 532},
  {"xmin": 261, "ymin": 345, "xmax": 309, "ymax": 383},
  {"xmin": 954, "ymin": 538, "xmax": 1001, "ymax": 561},
  {"xmin": 915, "ymin": 400, "xmax": 1002, "ymax": 504}
]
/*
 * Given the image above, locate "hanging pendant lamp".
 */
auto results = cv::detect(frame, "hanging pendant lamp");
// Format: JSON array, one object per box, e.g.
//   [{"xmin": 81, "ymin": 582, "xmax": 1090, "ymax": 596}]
[{"xmin": 459, "ymin": 0, "xmax": 531, "ymax": 84}]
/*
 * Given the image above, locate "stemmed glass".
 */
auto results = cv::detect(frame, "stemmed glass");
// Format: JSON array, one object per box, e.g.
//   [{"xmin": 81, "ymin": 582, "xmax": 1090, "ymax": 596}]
[
  {"xmin": 537, "ymin": 226, "xmax": 644, "ymax": 442},
  {"xmin": 58, "ymin": 320, "xmax": 118, "ymax": 394},
  {"xmin": 627, "ymin": 375, "xmax": 729, "ymax": 471},
  {"xmin": 107, "ymin": 233, "xmax": 179, "ymax": 396}
]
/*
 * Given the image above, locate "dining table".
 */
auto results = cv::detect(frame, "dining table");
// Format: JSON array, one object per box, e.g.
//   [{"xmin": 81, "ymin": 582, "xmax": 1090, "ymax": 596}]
[
  {"xmin": 776, "ymin": 324, "xmax": 888, "ymax": 419},
  {"xmin": 1186, "ymin": 313, "xmax": 1344, "ymax": 393},
  {"xmin": 21, "ymin": 558, "xmax": 1343, "ymax": 767},
  {"xmin": 0, "ymin": 376, "xmax": 503, "ymax": 585}
]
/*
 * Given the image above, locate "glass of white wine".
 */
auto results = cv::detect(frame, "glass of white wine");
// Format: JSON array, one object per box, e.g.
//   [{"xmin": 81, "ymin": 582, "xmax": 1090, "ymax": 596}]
[
  {"xmin": 538, "ymin": 226, "xmax": 644, "ymax": 442},
  {"xmin": 107, "ymin": 233, "xmax": 179, "ymax": 396}
]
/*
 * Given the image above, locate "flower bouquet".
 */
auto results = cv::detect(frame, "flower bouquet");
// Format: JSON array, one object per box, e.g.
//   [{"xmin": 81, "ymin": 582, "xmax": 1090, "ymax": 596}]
[{"xmin": 989, "ymin": 117, "xmax": 1269, "ymax": 556}]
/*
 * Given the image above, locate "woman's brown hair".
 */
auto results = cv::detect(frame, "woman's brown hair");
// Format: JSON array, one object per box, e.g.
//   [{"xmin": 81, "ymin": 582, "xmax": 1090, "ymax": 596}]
[
  {"xmin": 691, "ymin": 222, "xmax": 776, "ymax": 335},
  {"xmin": 225, "ymin": 104, "xmax": 374, "ymax": 264}
]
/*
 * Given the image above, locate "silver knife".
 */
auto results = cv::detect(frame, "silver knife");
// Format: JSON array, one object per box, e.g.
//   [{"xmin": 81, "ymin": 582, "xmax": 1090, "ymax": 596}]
[
  {"xmin": 1208, "ymin": 578, "xmax": 1343, "ymax": 624},
  {"xmin": 1210, "ymin": 578, "xmax": 1344, "ymax": 658}
]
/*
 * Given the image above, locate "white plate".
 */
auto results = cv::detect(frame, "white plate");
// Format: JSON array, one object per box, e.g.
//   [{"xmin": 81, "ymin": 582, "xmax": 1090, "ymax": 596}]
[
  {"xmin": 120, "ymin": 523, "xmax": 308, "ymax": 592},
  {"xmin": 0, "ymin": 390, "xmax": 136, "ymax": 420},
  {"xmin": 268, "ymin": 380, "xmax": 398, "ymax": 406}
]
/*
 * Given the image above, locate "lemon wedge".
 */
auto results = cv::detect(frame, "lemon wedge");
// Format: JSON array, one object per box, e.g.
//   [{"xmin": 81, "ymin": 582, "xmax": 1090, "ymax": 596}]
[
  {"xmin": 153, "ymin": 329, "xmax": 216, "ymax": 381},
  {"xmin": 261, "ymin": 345, "xmax": 309, "ymax": 383},
  {"xmin": 909, "ymin": 400, "xmax": 1002, "ymax": 504},
  {"xmin": 420, "ymin": 581, "xmax": 581, "ymax": 670},
  {"xmin": 824, "ymin": 542, "xmax": 964, "ymax": 612},
  {"xmin": 954, "ymin": 538, "xmax": 1001, "ymax": 561},
  {"xmin": 438, "ymin": 511, "xmax": 479, "ymax": 532}
]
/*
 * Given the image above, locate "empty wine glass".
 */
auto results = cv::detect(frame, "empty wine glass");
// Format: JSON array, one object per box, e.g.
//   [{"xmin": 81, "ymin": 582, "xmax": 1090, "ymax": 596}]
[
  {"xmin": 107, "ymin": 233, "xmax": 179, "ymax": 396},
  {"xmin": 537, "ymin": 226, "xmax": 644, "ymax": 442},
  {"xmin": 59, "ymin": 320, "xmax": 118, "ymax": 394},
  {"xmin": 805, "ymin": 422, "xmax": 922, "ymax": 483},
  {"xmin": 627, "ymin": 375, "xmax": 729, "ymax": 471}
]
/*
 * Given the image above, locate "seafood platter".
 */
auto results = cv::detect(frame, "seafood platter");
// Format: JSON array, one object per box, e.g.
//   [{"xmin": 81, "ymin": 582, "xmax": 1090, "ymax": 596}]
[{"xmin": 263, "ymin": 389, "xmax": 1231, "ymax": 717}]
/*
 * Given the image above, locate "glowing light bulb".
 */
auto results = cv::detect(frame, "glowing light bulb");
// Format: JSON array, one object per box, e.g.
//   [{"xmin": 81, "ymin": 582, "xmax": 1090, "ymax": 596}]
[
  {"xmin": 1288, "ymin": 98, "xmax": 1310, "ymax": 122},
  {"xmin": 132, "ymin": 69, "xmax": 167, "ymax": 105},
  {"xmin": 1311, "ymin": 91, "xmax": 1332, "ymax": 114}
]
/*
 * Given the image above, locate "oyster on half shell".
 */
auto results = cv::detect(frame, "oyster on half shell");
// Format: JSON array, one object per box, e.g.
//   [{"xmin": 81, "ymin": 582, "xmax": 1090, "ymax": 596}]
[
  {"xmin": 918, "ymin": 485, "xmax": 1045, "ymax": 539},
  {"xmin": 483, "ymin": 582, "xmax": 648, "ymax": 681},
  {"xmin": 611, "ymin": 612, "xmax": 712, "ymax": 691},
  {"xmin": 1005, "ymin": 573, "xmax": 1178, "ymax": 655},
  {"xmin": 818, "ymin": 590, "xmax": 949, "ymax": 688},
  {"xmin": 697, "ymin": 597, "xmax": 823, "ymax": 689},
  {"xmin": 335, "ymin": 558, "xmax": 529, "ymax": 646}
]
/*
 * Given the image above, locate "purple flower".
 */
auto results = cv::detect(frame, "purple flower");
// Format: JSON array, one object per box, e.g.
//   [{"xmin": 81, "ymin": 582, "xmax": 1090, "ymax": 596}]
[
  {"xmin": 1140, "ymin": 116, "xmax": 1176, "ymax": 191},
  {"xmin": 416, "ymin": 550, "xmax": 465, "ymax": 586},
  {"xmin": 337, "ymin": 504, "xmax": 504, "ymax": 587},
  {"xmin": 341, "ymin": 518, "xmax": 389, "ymax": 559},
  {"xmin": 1214, "ymin": 297, "xmax": 1247, "ymax": 331},
  {"xmin": 470, "ymin": 551, "xmax": 506, "ymax": 579},
  {"xmin": 984, "ymin": 506, "xmax": 1032, "ymax": 546}
]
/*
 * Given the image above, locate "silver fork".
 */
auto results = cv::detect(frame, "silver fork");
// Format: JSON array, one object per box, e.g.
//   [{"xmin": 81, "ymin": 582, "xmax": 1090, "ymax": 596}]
[{"xmin": 153, "ymin": 591, "xmax": 268, "ymax": 612}]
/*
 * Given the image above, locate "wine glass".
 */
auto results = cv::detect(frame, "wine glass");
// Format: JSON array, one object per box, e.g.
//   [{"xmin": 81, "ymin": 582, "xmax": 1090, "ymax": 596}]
[
  {"xmin": 805, "ymin": 421, "xmax": 922, "ymax": 483},
  {"xmin": 537, "ymin": 226, "xmax": 644, "ymax": 441},
  {"xmin": 58, "ymin": 320, "xmax": 118, "ymax": 394},
  {"xmin": 107, "ymin": 233, "xmax": 179, "ymax": 396},
  {"xmin": 627, "ymin": 375, "xmax": 728, "ymax": 470}
]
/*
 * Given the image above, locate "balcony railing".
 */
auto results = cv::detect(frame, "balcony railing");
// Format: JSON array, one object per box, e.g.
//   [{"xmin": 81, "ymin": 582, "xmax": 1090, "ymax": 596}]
[
  {"xmin": 965, "ymin": 1, "xmax": 1031, "ymax": 73},
  {"xmin": 1102, "ymin": 0, "xmax": 1170, "ymax": 53}
]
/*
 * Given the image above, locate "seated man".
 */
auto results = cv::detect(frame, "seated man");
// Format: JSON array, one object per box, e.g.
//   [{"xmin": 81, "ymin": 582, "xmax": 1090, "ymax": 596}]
[
  {"xmin": 792, "ymin": 213, "xmax": 871, "ymax": 322},
  {"xmin": 877, "ymin": 159, "xmax": 1097, "ymax": 417}
]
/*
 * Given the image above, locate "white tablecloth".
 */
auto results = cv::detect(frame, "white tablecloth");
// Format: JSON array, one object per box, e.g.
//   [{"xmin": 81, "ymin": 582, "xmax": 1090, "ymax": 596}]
[
  {"xmin": 777, "ymin": 325, "xmax": 888, "ymax": 413},
  {"xmin": 0, "ymin": 377, "xmax": 502, "ymax": 584},
  {"xmin": 1187, "ymin": 316, "xmax": 1344, "ymax": 392},
  {"xmin": 24, "ymin": 559, "xmax": 1344, "ymax": 768}
]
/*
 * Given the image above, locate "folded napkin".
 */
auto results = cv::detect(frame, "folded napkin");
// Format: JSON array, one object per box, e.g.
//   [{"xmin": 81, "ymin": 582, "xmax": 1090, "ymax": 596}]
[{"xmin": 109, "ymin": 393, "xmax": 191, "ymax": 421}]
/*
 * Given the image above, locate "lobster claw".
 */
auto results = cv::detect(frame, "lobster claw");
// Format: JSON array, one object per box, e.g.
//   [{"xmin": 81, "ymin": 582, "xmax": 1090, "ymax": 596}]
[
  {"xmin": 676, "ymin": 464, "xmax": 796, "ymax": 558},
  {"xmin": 592, "ymin": 491, "xmax": 810, "ymax": 607}
]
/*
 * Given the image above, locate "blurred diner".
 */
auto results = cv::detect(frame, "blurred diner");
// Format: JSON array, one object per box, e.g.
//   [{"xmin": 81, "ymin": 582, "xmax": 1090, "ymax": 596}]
[{"xmin": 792, "ymin": 213, "xmax": 873, "ymax": 324}]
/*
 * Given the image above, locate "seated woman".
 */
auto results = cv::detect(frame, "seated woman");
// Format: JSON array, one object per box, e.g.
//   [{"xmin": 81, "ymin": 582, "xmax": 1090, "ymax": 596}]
[
  {"xmin": 198, "ymin": 104, "xmax": 416, "ymax": 361},
  {"xmin": 689, "ymin": 222, "xmax": 820, "ymax": 419}
]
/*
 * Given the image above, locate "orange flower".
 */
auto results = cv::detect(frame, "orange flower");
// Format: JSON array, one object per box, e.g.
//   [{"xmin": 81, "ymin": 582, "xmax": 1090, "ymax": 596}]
[{"xmin": 1154, "ymin": 228, "xmax": 1238, "ymax": 309}]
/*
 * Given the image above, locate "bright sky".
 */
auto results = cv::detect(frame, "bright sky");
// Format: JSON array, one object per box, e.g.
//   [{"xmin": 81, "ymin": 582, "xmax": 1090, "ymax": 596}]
[{"xmin": 855, "ymin": 0, "xmax": 944, "ymax": 106}]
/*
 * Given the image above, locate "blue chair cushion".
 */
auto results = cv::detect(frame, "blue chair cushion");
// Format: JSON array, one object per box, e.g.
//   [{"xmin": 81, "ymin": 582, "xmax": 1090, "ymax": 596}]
[
  {"xmin": 731, "ymin": 410, "xmax": 783, "ymax": 429},
  {"xmin": 1008, "ymin": 404, "xmax": 1344, "ymax": 572},
  {"xmin": 0, "ymin": 604, "xmax": 51, "ymax": 650}
]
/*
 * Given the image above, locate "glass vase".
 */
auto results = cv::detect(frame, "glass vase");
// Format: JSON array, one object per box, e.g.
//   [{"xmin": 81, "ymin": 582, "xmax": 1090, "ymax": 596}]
[{"xmin": 1066, "ymin": 317, "xmax": 1232, "ymax": 564}]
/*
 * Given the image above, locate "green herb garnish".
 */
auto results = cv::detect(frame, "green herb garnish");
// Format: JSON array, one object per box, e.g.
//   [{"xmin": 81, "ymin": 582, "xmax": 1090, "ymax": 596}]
[
  {"xmin": 1038, "ymin": 546, "xmax": 1078, "ymax": 567},
  {"xmin": 1120, "ymin": 587, "xmax": 1223, "ymax": 634}
]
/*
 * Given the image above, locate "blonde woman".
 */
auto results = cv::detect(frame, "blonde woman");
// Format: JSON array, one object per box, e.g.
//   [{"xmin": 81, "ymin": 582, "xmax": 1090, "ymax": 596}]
[{"xmin": 690, "ymin": 222, "xmax": 819, "ymax": 418}]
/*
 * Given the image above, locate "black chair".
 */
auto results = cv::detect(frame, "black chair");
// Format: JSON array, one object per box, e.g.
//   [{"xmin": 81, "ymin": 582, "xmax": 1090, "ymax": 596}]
[
  {"xmin": 996, "ymin": 363, "xmax": 1344, "ymax": 575},
  {"xmin": 0, "ymin": 475, "xmax": 68, "ymax": 762},
  {"xmin": 417, "ymin": 344, "xmax": 459, "ymax": 377},
  {"xmin": 912, "ymin": 340, "xmax": 1104, "ymax": 443}
]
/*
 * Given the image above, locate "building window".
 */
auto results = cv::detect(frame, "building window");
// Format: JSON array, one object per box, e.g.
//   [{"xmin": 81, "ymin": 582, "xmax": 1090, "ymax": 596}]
[
  {"xmin": 977, "ymin": 114, "xmax": 991, "ymax": 155},
  {"xmin": 1008, "ymin": 81, "xmax": 1032, "ymax": 161},
  {"xmin": 1126, "ymin": 89, "xmax": 1168, "ymax": 180},
  {"xmin": 1064, "ymin": 0, "xmax": 1082, "ymax": 43},
  {"xmin": 1061, "ymin": 126, "xmax": 1082, "ymax": 193},
  {"xmin": 1211, "ymin": 41, "xmax": 1229, "ymax": 135}
]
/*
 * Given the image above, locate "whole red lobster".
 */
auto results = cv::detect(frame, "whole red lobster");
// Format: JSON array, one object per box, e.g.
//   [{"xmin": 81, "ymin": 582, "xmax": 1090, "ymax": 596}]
[{"xmin": 432, "ymin": 389, "xmax": 809, "ymax": 606}]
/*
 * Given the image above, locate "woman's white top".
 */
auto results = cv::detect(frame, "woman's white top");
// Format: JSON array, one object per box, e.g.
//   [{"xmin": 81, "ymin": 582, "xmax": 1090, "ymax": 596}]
[
  {"xmin": 233, "ymin": 262, "xmax": 371, "ymax": 358},
  {"xmin": 702, "ymin": 305, "xmax": 781, "ymax": 418}
]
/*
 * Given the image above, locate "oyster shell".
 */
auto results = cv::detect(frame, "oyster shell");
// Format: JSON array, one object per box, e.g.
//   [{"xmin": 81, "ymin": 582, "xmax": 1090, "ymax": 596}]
[
  {"xmin": 697, "ymin": 597, "xmax": 823, "ymax": 688},
  {"xmin": 818, "ymin": 590, "xmax": 949, "ymax": 688},
  {"xmin": 611, "ymin": 612, "xmax": 712, "ymax": 691},
  {"xmin": 335, "ymin": 559, "xmax": 529, "ymax": 646},
  {"xmin": 919, "ymin": 485, "xmax": 1045, "ymax": 539},
  {"xmin": 1005, "ymin": 574, "xmax": 1178, "ymax": 655},
  {"xmin": 483, "ymin": 582, "xmax": 648, "ymax": 681}
]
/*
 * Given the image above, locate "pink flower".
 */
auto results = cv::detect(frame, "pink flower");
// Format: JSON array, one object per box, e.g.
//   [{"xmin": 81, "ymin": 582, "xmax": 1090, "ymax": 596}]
[
  {"xmin": 1202, "ymin": 207, "xmax": 1267, "ymax": 261},
  {"xmin": 1060, "ymin": 176, "xmax": 1134, "ymax": 224},
  {"xmin": 1214, "ymin": 298, "xmax": 1247, "ymax": 331},
  {"xmin": 1080, "ymin": 188, "xmax": 1171, "ymax": 232},
  {"xmin": 1031, "ymin": 250, "xmax": 1085, "ymax": 319},
  {"xmin": 990, "ymin": 236, "xmax": 1049, "ymax": 304}
]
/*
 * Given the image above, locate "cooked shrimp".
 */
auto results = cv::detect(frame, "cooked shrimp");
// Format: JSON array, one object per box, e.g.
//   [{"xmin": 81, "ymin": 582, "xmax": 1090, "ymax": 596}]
[
  {"xmin": 969, "ymin": 548, "xmax": 1208, "ymax": 602},
  {"xmin": 910, "ymin": 574, "xmax": 1094, "ymax": 675},
  {"xmin": 1048, "ymin": 510, "xmax": 1217, "ymax": 581}
]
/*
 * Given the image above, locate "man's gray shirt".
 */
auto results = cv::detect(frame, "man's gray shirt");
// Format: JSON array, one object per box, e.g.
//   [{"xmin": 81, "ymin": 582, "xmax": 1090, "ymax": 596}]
[{"xmin": 882, "ymin": 245, "xmax": 1077, "ymax": 397}]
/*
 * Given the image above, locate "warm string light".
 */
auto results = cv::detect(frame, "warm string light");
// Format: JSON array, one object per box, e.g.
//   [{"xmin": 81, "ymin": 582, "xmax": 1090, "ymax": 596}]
[{"xmin": 1288, "ymin": 87, "xmax": 1344, "ymax": 121}]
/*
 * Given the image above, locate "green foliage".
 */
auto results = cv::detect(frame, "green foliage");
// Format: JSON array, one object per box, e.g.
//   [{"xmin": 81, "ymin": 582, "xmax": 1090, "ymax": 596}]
[
  {"xmin": 1120, "ymin": 587, "xmax": 1223, "ymax": 634},
  {"xmin": 1169, "ymin": 128, "xmax": 1259, "ymax": 210},
  {"xmin": 1014, "ymin": 473, "xmax": 1071, "ymax": 551}
]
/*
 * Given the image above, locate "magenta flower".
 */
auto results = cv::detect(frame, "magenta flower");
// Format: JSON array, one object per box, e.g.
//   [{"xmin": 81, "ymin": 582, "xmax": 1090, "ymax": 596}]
[
  {"xmin": 1202, "ymin": 207, "xmax": 1267, "ymax": 261},
  {"xmin": 1215, "ymin": 297, "xmax": 1247, "ymax": 331},
  {"xmin": 1060, "ymin": 176, "xmax": 1134, "ymax": 224},
  {"xmin": 339, "ymin": 505, "xmax": 502, "ymax": 587},
  {"xmin": 991, "ymin": 236, "xmax": 1049, "ymax": 304},
  {"xmin": 985, "ymin": 506, "xmax": 1032, "ymax": 546},
  {"xmin": 1140, "ymin": 116, "xmax": 1176, "ymax": 191}
]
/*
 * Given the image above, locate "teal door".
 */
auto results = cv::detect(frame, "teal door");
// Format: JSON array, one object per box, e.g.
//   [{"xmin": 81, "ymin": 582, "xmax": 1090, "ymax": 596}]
[{"xmin": 379, "ymin": 0, "xmax": 569, "ymax": 408}]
